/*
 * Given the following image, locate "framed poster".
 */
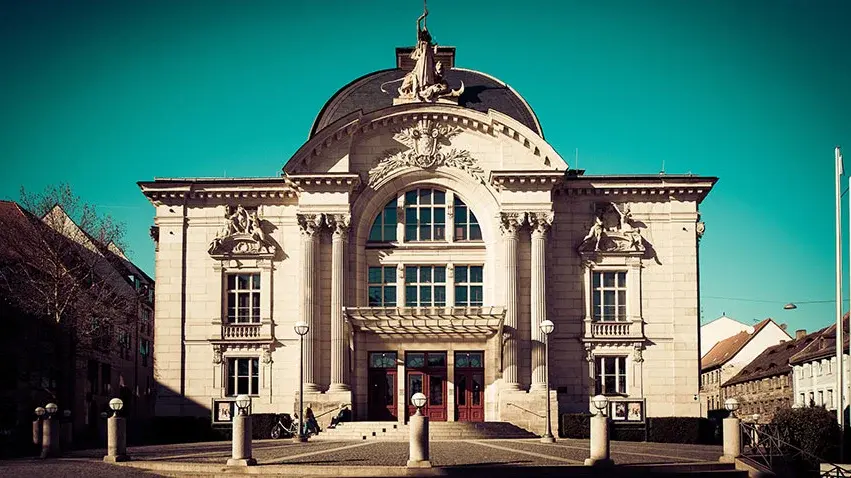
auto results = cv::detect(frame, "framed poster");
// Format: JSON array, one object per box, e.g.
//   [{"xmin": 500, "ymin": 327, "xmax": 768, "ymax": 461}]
[
  {"xmin": 627, "ymin": 401, "xmax": 643, "ymax": 422},
  {"xmin": 610, "ymin": 399, "xmax": 645, "ymax": 423},
  {"xmin": 212, "ymin": 398, "xmax": 235, "ymax": 425},
  {"xmin": 611, "ymin": 401, "xmax": 627, "ymax": 421}
]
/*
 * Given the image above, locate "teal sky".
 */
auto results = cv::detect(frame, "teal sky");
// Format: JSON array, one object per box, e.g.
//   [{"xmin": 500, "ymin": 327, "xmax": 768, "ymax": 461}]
[{"xmin": 1, "ymin": 0, "xmax": 850, "ymax": 335}]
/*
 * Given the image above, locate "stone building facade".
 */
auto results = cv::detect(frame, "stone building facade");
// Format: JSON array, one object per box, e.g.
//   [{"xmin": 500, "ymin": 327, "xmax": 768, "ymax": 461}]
[{"xmin": 139, "ymin": 11, "xmax": 715, "ymax": 434}]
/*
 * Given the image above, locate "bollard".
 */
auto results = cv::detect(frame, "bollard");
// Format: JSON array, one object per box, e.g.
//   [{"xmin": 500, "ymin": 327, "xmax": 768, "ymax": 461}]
[
  {"xmin": 584, "ymin": 413, "xmax": 613, "ymax": 466},
  {"xmin": 40, "ymin": 416, "xmax": 59, "ymax": 458},
  {"xmin": 227, "ymin": 395, "xmax": 256, "ymax": 466},
  {"xmin": 720, "ymin": 416, "xmax": 741, "ymax": 463},
  {"xmin": 407, "ymin": 412, "xmax": 431, "ymax": 468},
  {"xmin": 103, "ymin": 415, "xmax": 129, "ymax": 462},
  {"xmin": 32, "ymin": 419, "xmax": 43, "ymax": 447}
]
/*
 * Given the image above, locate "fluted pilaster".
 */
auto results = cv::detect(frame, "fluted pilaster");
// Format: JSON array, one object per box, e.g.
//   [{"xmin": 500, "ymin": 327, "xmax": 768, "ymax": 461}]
[
  {"xmin": 297, "ymin": 213, "xmax": 323, "ymax": 393},
  {"xmin": 500, "ymin": 212, "xmax": 525, "ymax": 390},
  {"xmin": 529, "ymin": 211, "xmax": 553, "ymax": 391},
  {"xmin": 328, "ymin": 214, "xmax": 351, "ymax": 392}
]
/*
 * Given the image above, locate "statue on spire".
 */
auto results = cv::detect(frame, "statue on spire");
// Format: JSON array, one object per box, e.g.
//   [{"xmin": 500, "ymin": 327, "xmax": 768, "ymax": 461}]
[{"xmin": 395, "ymin": 1, "xmax": 463, "ymax": 104}]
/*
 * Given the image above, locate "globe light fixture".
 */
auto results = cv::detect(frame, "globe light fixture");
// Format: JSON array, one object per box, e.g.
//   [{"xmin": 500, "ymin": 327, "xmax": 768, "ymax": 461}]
[
  {"xmin": 235, "ymin": 394, "xmax": 252, "ymax": 415},
  {"xmin": 540, "ymin": 319, "xmax": 554, "ymax": 335},
  {"xmin": 724, "ymin": 398, "xmax": 740, "ymax": 416},
  {"xmin": 411, "ymin": 392, "xmax": 427, "ymax": 414},
  {"xmin": 294, "ymin": 321, "xmax": 309, "ymax": 336},
  {"xmin": 783, "ymin": 303, "xmax": 797, "ymax": 310},
  {"xmin": 35, "ymin": 407, "xmax": 45, "ymax": 417},
  {"xmin": 592, "ymin": 394, "xmax": 609, "ymax": 416},
  {"xmin": 109, "ymin": 398, "xmax": 124, "ymax": 412},
  {"xmin": 45, "ymin": 403, "xmax": 58, "ymax": 416}
]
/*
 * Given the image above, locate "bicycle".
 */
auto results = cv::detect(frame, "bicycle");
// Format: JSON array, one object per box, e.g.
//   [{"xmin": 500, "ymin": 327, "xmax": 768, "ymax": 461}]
[{"xmin": 270, "ymin": 413, "xmax": 298, "ymax": 439}]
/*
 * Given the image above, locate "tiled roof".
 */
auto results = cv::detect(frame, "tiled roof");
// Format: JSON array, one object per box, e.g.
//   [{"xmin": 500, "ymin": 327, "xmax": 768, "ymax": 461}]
[
  {"xmin": 724, "ymin": 331, "xmax": 820, "ymax": 386},
  {"xmin": 789, "ymin": 313, "xmax": 850, "ymax": 365},
  {"xmin": 701, "ymin": 318, "xmax": 776, "ymax": 371}
]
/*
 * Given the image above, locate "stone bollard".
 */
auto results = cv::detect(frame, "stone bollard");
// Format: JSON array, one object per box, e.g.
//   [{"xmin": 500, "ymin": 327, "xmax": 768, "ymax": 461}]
[
  {"xmin": 584, "ymin": 413, "xmax": 613, "ymax": 466},
  {"xmin": 720, "ymin": 416, "xmax": 741, "ymax": 463},
  {"xmin": 407, "ymin": 412, "xmax": 431, "ymax": 468},
  {"xmin": 227, "ymin": 412, "xmax": 257, "ymax": 466},
  {"xmin": 40, "ymin": 416, "xmax": 59, "ymax": 458},
  {"xmin": 32, "ymin": 419, "xmax": 43, "ymax": 448},
  {"xmin": 103, "ymin": 415, "xmax": 129, "ymax": 462}
]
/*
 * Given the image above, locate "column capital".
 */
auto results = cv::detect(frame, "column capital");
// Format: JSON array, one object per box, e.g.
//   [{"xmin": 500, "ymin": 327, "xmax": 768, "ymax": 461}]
[
  {"xmin": 297, "ymin": 213, "xmax": 325, "ymax": 237},
  {"xmin": 499, "ymin": 212, "xmax": 526, "ymax": 236},
  {"xmin": 326, "ymin": 213, "xmax": 351, "ymax": 238},
  {"xmin": 528, "ymin": 211, "xmax": 554, "ymax": 237}
]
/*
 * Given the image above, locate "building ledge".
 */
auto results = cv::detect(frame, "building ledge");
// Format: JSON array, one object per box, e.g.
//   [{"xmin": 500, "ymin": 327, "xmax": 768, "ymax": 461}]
[{"xmin": 344, "ymin": 306, "xmax": 504, "ymax": 336}]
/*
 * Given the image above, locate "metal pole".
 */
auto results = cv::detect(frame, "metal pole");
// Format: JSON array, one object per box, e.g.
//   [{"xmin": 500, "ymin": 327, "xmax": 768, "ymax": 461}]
[
  {"xmin": 542, "ymin": 333, "xmax": 554, "ymax": 442},
  {"xmin": 836, "ymin": 146, "xmax": 845, "ymax": 440},
  {"xmin": 299, "ymin": 333, "xmax": 305, "ymax": 442}
]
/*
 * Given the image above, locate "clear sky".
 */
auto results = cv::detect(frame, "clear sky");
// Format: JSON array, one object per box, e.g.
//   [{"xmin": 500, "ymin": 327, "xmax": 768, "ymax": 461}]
[{"xmin": 1, "ymin": 0, "xmax": 850, "ymax": 335}]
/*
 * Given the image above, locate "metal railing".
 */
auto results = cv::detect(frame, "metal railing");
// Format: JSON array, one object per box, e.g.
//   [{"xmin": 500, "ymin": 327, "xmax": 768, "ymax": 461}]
[{"xmin": 740, "ymin": 422, "xmax": 848, "ymax": 477}]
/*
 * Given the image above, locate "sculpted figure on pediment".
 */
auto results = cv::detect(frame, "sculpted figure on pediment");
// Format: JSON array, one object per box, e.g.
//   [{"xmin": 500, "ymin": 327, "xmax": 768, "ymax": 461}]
[
  {"xmin": 578, "ymin": 202, "xmax": 646, "ymax": 254},
  {"xmin": 209, "ymin": 205, "xmax": 276, "ymax": 257}
]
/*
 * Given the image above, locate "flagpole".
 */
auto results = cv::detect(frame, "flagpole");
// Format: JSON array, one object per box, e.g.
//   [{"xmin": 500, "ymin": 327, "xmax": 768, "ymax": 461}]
[{"xmin": 837, "ymin": 146, "xmax": 845, "ymax": 440}]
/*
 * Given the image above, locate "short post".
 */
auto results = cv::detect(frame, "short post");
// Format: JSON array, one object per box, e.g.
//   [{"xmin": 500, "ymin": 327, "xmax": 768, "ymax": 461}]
[
  {"xmin": 33, "ymin": 407, "xmax": 45, "ymax": 451},
  {"xmin": 104, "ymin": 398, "xmax": 129, "ymax": 462},
  {"xmin": 227, "ymin": 394, "xmax": 256, "ymax": 466},
  {"xmin": 40, "ymin": 402, "xmax": 60, "ymax": 459},
  {"xmin": 61, "ymin": 410, "xmax": 73, "ymax": 450},
  {"xmin": 407, "ymin": 392, "xmax": 431, "ymax": 468},
  {"xmin": 721, "ymin": 398, "xmax": 741, "ymax": 463},
  {"xmin": 585, "ymin": 394, "xmax": 613, "ymax": 467}
]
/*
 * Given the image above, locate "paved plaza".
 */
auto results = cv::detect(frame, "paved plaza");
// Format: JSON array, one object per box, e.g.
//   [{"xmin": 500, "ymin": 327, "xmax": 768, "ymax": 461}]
[{"xmin": 1, "ymin": 438, "xmax": 730, "ymax": 477}]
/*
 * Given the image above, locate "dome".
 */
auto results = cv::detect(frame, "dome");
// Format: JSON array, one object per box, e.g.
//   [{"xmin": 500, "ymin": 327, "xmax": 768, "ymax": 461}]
[{"xmin": 310, "ymin": 67, "xmax": 543, "ymax": 139}]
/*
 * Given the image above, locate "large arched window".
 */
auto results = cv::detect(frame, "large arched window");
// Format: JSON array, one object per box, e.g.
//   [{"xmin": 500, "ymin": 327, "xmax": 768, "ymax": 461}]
[{"xmin": 367, "ymin": 188, "xmax": 481, "ymax": 244}]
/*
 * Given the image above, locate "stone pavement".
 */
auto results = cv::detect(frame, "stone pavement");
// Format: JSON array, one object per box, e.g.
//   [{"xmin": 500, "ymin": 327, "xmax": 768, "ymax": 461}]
[{"xmin": 0, "ymin": 438, "xmax": 734, "ymax": 477}]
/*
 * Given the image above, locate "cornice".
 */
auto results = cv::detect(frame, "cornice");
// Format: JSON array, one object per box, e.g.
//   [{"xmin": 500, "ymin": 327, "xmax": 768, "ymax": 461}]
[
  {"xmin": 556, "ymin": 176, "xmax": 717, "ymax": 202},
  {"xmin": 490, "ymin": 170, "xmax": 564, "ymax": 191},
  {"xmin": 138, "ymin": 178, "xmax": 297, "ymax": 205},
  {"xmin": 284, "ymin": 173, "xmax": 361, "ymax": 193}
]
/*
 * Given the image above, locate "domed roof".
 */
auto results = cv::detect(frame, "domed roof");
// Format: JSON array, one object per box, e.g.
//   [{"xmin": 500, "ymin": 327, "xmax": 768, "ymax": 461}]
[{"xmin": 310, "ymin": 67, "xmax": 543, "ymax": 138}]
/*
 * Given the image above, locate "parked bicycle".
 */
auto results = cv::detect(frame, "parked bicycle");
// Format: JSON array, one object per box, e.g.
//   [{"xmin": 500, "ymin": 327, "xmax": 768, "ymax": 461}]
[{"xmin": 270, "ymin": 413, "xmax": 298, "ymax": 439}]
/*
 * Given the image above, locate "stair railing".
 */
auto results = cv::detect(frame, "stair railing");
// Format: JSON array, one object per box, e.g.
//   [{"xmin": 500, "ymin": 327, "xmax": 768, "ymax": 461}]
[{"xmin": 739, "ymin": 422, "xmax": 847, "ymax": 477}]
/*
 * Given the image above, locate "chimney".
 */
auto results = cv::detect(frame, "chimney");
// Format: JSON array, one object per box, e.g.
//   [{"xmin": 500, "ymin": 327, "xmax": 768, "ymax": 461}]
[
  {"xmin": 795, "ymin": 329, "xmax": 807, "ymax": 340},
  {"xmin": 780, "ymin": 323, "xmax": 788, "ymax": 331}
]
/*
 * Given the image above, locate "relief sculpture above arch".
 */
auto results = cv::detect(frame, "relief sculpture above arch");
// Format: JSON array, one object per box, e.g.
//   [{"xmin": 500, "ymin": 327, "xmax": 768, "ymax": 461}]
[{"xmin": 367, "ymin": 119, "xmax": 485, "ymax": 188}]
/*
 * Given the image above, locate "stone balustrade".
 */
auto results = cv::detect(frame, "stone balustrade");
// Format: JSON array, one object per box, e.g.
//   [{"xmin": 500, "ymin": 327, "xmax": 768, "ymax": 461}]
[{"xmin": 587, "ymin": 320, "xmax": 642, "ymax": 339}]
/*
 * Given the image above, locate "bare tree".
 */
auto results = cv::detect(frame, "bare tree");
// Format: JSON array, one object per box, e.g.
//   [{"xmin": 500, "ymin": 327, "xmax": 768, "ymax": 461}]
[{"xmin": 0, "ymin": 184, "xmax": 137, "ymax": 414}]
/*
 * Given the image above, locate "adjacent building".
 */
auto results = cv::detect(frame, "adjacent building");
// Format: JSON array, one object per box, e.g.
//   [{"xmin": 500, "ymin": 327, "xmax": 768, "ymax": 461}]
[
  {"xmin": 790, "ymin": 315, "xmax": 850, "ymax": 410},
  {"xmin": 140, "ymin": 9, "xmax": 715, "ymax": 434},
  {"xmin": 699, "ymin": 318, "xmax": 791, "ymax": 413},
  {"xmin": 700, "ymin": 314, "xmax": 751, "ymax": 358}
]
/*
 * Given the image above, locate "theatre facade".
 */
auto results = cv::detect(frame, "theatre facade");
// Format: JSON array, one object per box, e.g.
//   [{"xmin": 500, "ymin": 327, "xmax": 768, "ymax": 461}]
[{"xmin": 140, "ymin": 15, "xmax": 715, "ymax": 434}]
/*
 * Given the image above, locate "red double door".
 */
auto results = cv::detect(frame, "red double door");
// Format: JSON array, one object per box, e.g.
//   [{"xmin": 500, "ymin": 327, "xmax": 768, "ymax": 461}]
[
  {"xmin": 406, "ymin": 370, "xmax": 447, "ymax": 421},
  {"xmin": 455, "ymin": 370, "xmax": 484, "ymax": 422}
]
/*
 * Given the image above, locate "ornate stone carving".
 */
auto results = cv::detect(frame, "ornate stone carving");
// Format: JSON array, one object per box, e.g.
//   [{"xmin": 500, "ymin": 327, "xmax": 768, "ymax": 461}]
[
  {"xmin": 212, "ymin": 345, "xmax": 223, "ymax": 365},
  {"xmin": 696, "ymin": 214, "xmax": 706, "ymax": 241},
  {"xmin": 633, "ymin": 343, "xmax": 644, "ymax": 363},
  {"xmin": 499, "ymin": 212, "xmax": 526, "ymax": 235},
  {"xmin": 397, "ymin": 263, "xmax": 405, "ymax": 279},
  {"xmin": 367, "ymin": 120, "xmax": 485, "ymax": 187},
  {"xmin": 297, "ymin": 213, "xmax": 324, "ymax": 237},
  {"xmin": 528, "ymin": 211, "xmax": 554, "ymax": 236},
  {"xmin": 393, "ymin": 5, "xmax": 463, "ymax": 104},
  {"xmin": 578, "ymin": 202, "xmax": 645, "ymax": 254},
  {"xmin": 584, "ymin": 344, "xmax": 593, "ymax": 363},
  {"xmin": 261, "ymin": 347, "xmax": 272, "ymax": 365},
  {"xmin": 327, "ymin": 214, "xmax": 351, "ymax": 238},
  {"xmin": 446, "ymin": 263, "xmax": 454, "ymax": 279},
  {"xmin": 208, "ymin": 205, "xmax": 276, "ymax": 257}
]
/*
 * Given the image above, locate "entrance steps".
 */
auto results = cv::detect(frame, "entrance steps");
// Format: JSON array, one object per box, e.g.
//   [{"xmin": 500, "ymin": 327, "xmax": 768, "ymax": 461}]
[{"xmin": 315, "ymin": 420, "xmax": 538, "ymax": 441}]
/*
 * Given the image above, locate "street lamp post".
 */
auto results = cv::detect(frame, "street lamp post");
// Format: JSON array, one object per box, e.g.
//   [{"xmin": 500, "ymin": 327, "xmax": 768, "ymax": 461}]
[
  {"xmin": 721, "ymin": 398, "xmax": 741, "ymax": 463},
  {"xmin": 540, "ymin": 319, "xmax": 555, "ymax": 443},
  {"xmin": 104, "ymin": 398, "xmax": 129, "ymax": 462},
  {"xmin": 294, "ymin": 321, "xmax": 309, "ymax": 443},
  {"xmin": 227, "ymin": 394, "xmax": 256, "ymax": 466},
  {"xmin": 41, "ymin": 402, "xmax": 59, "ymax": 459},
  {"xmin": 585, "ymin": 394, "xmax": 612, "ymax": 466},
  {"xmin": 407, "ymin": 392, "xmax": 431, "ymax": 468}
]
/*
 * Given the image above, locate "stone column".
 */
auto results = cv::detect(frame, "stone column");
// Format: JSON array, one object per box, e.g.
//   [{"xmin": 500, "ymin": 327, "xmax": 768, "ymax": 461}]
[
  {"xmin": 500, "ymin": 212, "xmax": 525, "ymax": 390},
  {"xmin": 529, "ymin": 212, "xmax": 553, "ymax": 391},
  {"xmin": 328, "ymin": 214, "xmax": 351, "ymax": 392},
  {"xmin": 297, "ymin": 213, "xmax": 323, "ymax": 393}
]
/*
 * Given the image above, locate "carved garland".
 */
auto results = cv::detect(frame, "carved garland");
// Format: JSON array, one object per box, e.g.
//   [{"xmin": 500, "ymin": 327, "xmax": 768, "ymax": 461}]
[{"xmin": 368, "ymin": 120, "xmax": 485, "ymax": 188}]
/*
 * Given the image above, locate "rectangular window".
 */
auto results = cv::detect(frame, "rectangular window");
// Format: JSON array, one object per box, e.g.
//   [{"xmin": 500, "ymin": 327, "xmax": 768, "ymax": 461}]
[
  {"xmin": 454, "ymin": 265, "xmax": 484, "ymax": 306},
  {"xmin": 592, "ymin": 271, "xmax": 627, "ymax": 321},
  {"xmin": 818, "ymin": 390, "xmax": 824, "ymax": 406},
  {"xmin": 828, "ymin": 389, "xmax": 834, "ymax": 408},
  {"xmin": 369, "ymin": 352, "xmax": 397, "ymax": 368},
  {"xmin": 101, "ymin": 363, "xmax": 111, "ymax": 395},
  {"xmin": 826, "ymin": 359, "xmax": 831, "ymax": 374},
  {"xmin": 368, "ymin": 266, "xmax": 397, "ymax": 306},
  {"xmin": 140, "ymin": 339, "xmax": 151, "ymax": 367},
  {"xmin": 226, "ymin": 273, "xmax": 261, "ymax": 323},
  {"xmin": 596, "ymin": 356, "xmax": 627, "ymax": 395},
  {"xmin": 405, "ymin": 266, "xmax": 446, "ymax": 307},
  {"xmin": 404, "ymin": 189, "xmax": 446, "ymax": 241},
  {"xmin": 226, "ymin": 357, "xmax": 260, "ymax": 396},
  {"xmin": 118, "ymin": 330, "xmax": 131, "ymax": 360}
]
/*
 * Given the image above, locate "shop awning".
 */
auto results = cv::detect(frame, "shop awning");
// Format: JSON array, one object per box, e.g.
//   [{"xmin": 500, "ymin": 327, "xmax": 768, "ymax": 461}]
[{"xmin": 344, "ymin": 306, "xmax": 505, "ymax": 337}]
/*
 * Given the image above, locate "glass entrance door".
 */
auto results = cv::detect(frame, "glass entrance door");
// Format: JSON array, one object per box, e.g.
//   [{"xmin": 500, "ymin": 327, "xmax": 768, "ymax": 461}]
[
  {"xmin": 455, "ymin": 351, "xmax": 484, "ymax": 422},
  {"xmin": 368, "ymin": 352, "xmax": 397, "ymax": 420},
  {"xmin": 405, "ymin": 352, "xmax": 447, "ymax": 421}
]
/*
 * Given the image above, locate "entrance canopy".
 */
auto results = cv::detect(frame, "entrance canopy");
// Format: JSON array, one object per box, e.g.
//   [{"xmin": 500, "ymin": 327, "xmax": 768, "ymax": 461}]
[{"xmin": 345, "ymin": 306, "xmax": 505, "ymax": 337}]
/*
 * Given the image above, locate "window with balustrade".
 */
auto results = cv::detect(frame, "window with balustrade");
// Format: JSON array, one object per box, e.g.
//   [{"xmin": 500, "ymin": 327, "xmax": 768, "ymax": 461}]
[
  {"xmin": 226, "ymin": 273, "xmax": 261, "ymax": 323},
  {"xmin": 592, "ymin": 271, "xmax": 627, "ymax": 321},
  {"xmin": 226, "ymin": 357, "xmax": 259, "ymax": 396},
  {"xmin": 595, "ymin": 356, "xmax": 627, "ymax": 395},
  {"xmin": 454, "ymin": 265, "xmax": 483, "ymax": 306}
]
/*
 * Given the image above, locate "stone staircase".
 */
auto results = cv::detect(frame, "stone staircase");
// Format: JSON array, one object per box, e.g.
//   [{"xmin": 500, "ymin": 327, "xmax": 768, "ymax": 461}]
[{"xmin": 314, "ymin": 420, "xmax": 538, "ymax": 441}]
